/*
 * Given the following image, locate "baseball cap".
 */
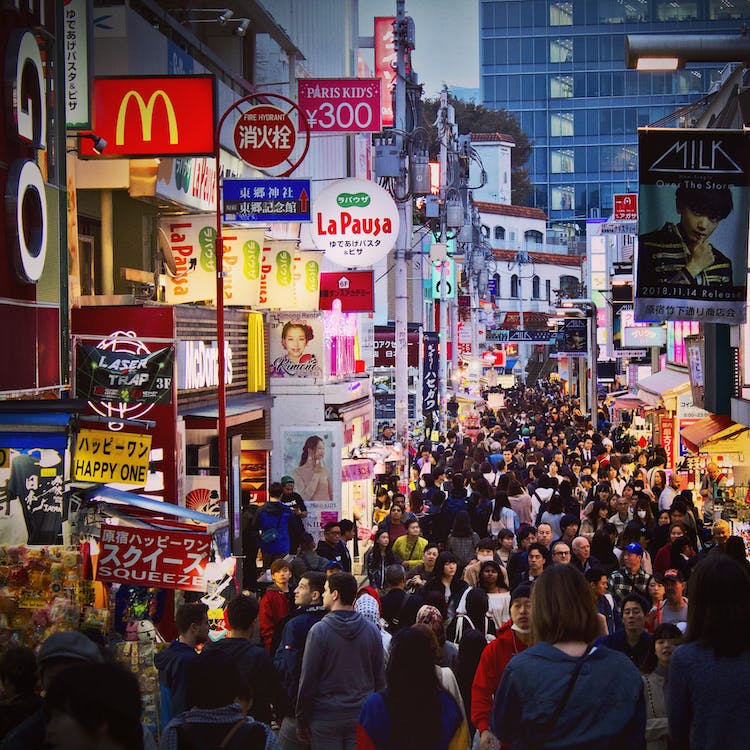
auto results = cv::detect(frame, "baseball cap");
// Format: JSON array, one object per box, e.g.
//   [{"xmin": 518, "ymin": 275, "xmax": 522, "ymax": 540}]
[
  {"xmin": 623, "ymin": 542, "xmax": 644, "ymax": 556},
  {"xmin": 280, "ymin": 475, "xmax": 294, "ymax": 485},
  {"xmin": 663, "ymin": 568, "xmax": 684, "ymax": 582},
  {"xmin": 511, "ymin": 582, "xmax": 533, "ymax": 602},
  {"xmin": 37, "ymin": 631, "xmax": 103, "ymax": 666},
  {"xmin": 325, "ymin": 560, "xmax": 344, "ymax": 571}
]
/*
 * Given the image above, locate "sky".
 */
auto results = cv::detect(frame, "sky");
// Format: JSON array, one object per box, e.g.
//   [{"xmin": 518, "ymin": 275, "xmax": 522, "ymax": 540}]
[{"xmin": 359, "ymin": 0, "xmax": 480, "ymax": 99}]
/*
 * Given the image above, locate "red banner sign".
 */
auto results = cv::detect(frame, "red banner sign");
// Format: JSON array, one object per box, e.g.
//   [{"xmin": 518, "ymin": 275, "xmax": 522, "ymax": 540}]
[
  {"xmin": 660, "ymin": 415, "xmax": 675, "ymax": 471},
  {"xmin": 96, "ymin": 527, "xmax": 211, "ymax": 592},
  {"xmin": 319, "ymin": 271, "xmax": 375, "ymax": 312},
  {"xmin": 298, "ymin": 78, "xmax": 381, "ymax": 133},
  {"xmin": 613, "ymin": 193, "xmax": 638, "ymax": 221},
  {"xmin": 82, "ymin": 76, "xmax": 216, "ymax": 157},
  {"xmin": 374, "ymin": 17, "xmax": 396, "ymax": 127}
]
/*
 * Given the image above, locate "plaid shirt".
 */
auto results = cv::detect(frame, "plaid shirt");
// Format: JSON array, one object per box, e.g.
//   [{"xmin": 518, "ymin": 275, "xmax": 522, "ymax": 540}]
[{"xmin": 608, "ymin": 566, "xmax": 652, "ymax": 606}]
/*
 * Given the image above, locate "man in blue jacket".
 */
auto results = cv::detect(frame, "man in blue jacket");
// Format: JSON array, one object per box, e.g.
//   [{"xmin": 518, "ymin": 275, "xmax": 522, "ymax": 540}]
[
  {"xmin": 154, "ymin": 602, "xmax": 209, "ymax": 730},
  {"xmin": 256, "ymin": 482, "xmax": 296, "ymax": 569},
  {"xmin": 274, "ymin": 571, "xmax": 327, "ymax": 749}
]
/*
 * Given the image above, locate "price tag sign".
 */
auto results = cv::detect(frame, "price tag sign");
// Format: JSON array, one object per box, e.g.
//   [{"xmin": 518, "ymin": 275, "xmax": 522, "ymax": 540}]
[{"xmin": 298, "ymin": 79, "xmax": 382, "ymax": 133}]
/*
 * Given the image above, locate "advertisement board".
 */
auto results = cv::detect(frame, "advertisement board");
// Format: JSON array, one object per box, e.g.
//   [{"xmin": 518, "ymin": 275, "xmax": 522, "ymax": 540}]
[
  {"xmin": 635, "ymin": 128, "xmax": 750, "ymax": 323},
  {"xmin": 298, "ymin": 78, "xmax": 381, "ymax": 133},
  {"xmin": 374, "ymin": 18, "xmax": 396, "ymax": 127},
  {"xmin": 319, "ymin": 271, "xmax": 375, "ymax": 312},
  {"xmin": 268, "ymin": 313, "xmax": 324, "ymax": 379}
]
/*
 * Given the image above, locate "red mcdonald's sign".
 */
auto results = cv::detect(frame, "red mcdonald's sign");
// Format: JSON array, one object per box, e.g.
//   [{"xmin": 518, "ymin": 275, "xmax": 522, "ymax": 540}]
[{"xmin": 81, "ymin": 76, "xmax": 216, "ymax": 157}]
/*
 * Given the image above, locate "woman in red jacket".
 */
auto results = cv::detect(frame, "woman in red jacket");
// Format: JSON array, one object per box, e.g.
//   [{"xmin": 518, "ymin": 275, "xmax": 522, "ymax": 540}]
[
  {"xmin": 259, "ymin": 558, "xmax": 292, "ymax": 651},
  {"xmin": 471, "ymin": 583, "xmax": 533, "ymax": 750}
]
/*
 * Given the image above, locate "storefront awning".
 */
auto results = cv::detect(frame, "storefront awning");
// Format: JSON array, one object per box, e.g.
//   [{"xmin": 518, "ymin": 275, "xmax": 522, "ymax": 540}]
[
  {"xmin": 636, "ymin": 368, "xmax": 690, "ymax": 408},
  {"xmin": 680, "ymin": 414, "xmax": 747, "ymax": 454},
  {"xmin": 612, "ymin": 395, "xmax": 650, "ymax": 410},
  {"xmin": 180, "ymin": 394, "xmax": 274, "ymax": 429}
]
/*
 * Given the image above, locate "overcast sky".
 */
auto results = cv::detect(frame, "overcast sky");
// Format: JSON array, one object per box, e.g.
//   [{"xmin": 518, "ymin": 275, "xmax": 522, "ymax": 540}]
[{"xmin": 359, "ymin": 0, "xmax": 480, "ymax": 98}]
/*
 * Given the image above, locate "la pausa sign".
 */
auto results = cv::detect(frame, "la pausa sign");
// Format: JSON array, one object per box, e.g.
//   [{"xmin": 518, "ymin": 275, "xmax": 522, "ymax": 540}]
[{"xmin": 311, "ymin": 178, "xmax": 399, "ymax": 268}]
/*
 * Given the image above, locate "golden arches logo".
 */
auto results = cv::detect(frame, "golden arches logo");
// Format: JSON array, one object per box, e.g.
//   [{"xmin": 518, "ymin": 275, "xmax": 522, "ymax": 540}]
[{"xmin": 115, "ymin": 89, "xmax": 178, "ymax": 145}]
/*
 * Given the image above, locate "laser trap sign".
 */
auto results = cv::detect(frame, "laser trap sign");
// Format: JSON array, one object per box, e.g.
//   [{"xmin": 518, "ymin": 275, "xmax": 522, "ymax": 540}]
[
  {"xmin": 74, "ymin": 429, "xmax": 152, "ymax": 485},
  {"xmin": 310, "ymin": 178, "xmax": 399, "ymax": 267}
]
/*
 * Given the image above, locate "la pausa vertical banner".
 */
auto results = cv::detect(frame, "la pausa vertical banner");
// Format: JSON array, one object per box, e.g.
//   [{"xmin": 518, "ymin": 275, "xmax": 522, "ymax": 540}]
[{"xmin": 635, "ymin": 129, "xmax": 750, "ymax": 324}]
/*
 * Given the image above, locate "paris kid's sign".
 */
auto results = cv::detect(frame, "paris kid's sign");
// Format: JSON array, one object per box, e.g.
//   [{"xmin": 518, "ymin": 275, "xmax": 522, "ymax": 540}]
[
  {"xmin": 297, "ymin": 78, "xmax": 382, "ymax": 133},
  {"xmin": 310, "ymin": 178, "xmax": 399, "ymax": 267}
]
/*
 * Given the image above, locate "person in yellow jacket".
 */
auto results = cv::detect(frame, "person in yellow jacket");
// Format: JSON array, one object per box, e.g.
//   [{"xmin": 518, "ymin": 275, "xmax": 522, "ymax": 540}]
[{"xmin": 392, "ymin": 517, "xmax": 428, "ymax": 570}]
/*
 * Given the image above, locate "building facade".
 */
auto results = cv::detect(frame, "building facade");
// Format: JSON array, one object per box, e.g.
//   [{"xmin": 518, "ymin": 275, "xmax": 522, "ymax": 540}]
[{"xmin": 479, "ymin": 0, "xmax": 750, "ymax": 223}]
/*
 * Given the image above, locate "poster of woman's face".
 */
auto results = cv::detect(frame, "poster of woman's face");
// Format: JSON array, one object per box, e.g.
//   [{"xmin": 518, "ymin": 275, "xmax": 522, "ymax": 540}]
[{"xmin": 269, "ymin": 313, "xmax": 324, "ymax": 378}]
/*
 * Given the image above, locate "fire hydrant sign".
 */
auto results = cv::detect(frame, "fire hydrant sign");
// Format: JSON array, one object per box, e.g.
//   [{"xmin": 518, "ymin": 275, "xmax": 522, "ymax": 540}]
[
  {"xmin": 74, "ymin": 429, "xmax": 152, "ymax": 485},
  {"xmin": 310, "ymin": 178, "xmax": 399, "ymax": 267},
  {"xmin": 97, "ymin": 527, "xmax": 211, "ymax": 592},
  {"xmin": 297, "ymin": 78, "xmax": 382, "ymax": 133},
  {"xmin": 234, "ymin": 105, "xmax": 296, "ymax": 169}
]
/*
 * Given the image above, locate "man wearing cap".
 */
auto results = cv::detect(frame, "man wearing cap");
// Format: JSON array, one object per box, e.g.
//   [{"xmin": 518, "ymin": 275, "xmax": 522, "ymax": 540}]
[
  {"xmin": 648, "ymin": 569, "xmax": 689, "ymax": 632},
  {"xmin": 281, "ymin": 476, "xmax": 308, "ymax": 520},
  {"xmin": 0, "ymin": 631, "xmax": 104, "ymax": 750},
  {"xmin": 471, "ymin": 583, "xmax": 533, "ymax": 750},
  {"xmin": 608, "ymin": 542, "xmax": 653, "ymax": 607}
]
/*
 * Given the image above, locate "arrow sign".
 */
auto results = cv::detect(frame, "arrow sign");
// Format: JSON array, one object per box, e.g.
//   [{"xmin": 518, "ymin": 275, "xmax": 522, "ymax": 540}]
[{"xmin": 223, "ymin": 179, "xmax": 312, "ymax": 222}]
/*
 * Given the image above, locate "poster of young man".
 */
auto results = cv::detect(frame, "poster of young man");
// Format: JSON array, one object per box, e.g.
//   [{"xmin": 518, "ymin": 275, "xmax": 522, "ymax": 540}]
[
  {"xmin": 635, "ymin": 128, "xmax": 750, "ymax": 324},
  {"xmin": 268, "ymin": 313, "xmax": 324, "ymax": 378}
]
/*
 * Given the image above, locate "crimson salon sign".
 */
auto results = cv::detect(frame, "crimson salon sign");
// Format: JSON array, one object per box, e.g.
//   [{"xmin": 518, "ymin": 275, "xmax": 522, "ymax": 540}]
[{"xmin": 310, "ymin": 178, "xmax": 399, "ymax": 267}]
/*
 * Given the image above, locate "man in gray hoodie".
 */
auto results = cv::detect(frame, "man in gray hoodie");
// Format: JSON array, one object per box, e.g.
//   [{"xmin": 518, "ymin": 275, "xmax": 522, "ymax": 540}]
[{"xmin": 296, "ymin": 572, "xmax": 385, "ymax": 749}]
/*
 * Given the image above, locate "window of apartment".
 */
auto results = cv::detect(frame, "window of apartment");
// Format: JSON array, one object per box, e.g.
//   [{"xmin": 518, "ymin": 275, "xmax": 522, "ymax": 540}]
[
  {"xmin": 494, "ymin": 225, "xmax": 505, "ymax": 240},
  {"xmin": 559, "ymin": 274, "xmax": 579, "ymax": 296},
  {"xmin": 656, "ymin": 0, "xmax": 698, "ymax": 21},
  {"xmin": 551, "ymin": 148, "xmax": 574, "ymax": 173},
  {"xmin": 550, "ymin": 38, "xmax": 573, "ymax": 63},
  {"xmin": 550, "ymin": 2, "xmax": 573, "ymax": 25},
  {"xmin": 511, "ymin": 274, "xmax": 520, "ymax": 298},
  {"xmin": 550, "ymin": 112, "xmax": 574, "ymax": 137},
  {"xmin": 493, "ymin": 272, "xmax": 501, "ymax": 297},
  {"xmin": 532, "ymin": 275, "xmax": 541, "ymax": 299},
  {"xmin": 710, "ymin": 0, "xmax": 750, "ymax": 19},
  {"xmin": 551, "ymin": 186, "xmax": 575, "ymax": 211},
  {"xmin": 525, "ymin": 230, "xmax": 543, "ymax": 245},
  {"xmin": 546, "ymin": 279, "xmax": 552, "ymax": 302},
  {"xmin": 550, "ymin": 75, "xmax": 573, "ymax": 98}
]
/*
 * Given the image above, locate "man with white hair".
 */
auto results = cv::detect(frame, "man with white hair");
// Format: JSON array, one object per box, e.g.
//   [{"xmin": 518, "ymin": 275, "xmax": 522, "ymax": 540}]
[
  {"xmin": 699, "ymin": 462, "xmax": 727, "ymax": 523},
  {"xmin": 571, "ymin": 535, "xmax": 600, "ymax": 574}
]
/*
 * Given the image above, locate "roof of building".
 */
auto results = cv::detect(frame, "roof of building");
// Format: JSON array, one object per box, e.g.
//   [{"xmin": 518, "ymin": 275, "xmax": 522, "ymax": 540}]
[
  {"xmin": 474, "ymin": 201, "xmax": 547, "ymax": 221},
  {"xmin": 492, "ymin": 249, "xmax": 584, "ymax": 268},
  {"xmin": 470, "ymin": 132, "xmax": 516, "ymax": 144}
]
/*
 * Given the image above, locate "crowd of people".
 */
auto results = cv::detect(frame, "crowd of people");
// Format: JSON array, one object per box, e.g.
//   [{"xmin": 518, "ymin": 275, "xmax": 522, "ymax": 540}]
[{"xmin": 1, "ymin": 384, "xmax": 749, "ymax": 750}]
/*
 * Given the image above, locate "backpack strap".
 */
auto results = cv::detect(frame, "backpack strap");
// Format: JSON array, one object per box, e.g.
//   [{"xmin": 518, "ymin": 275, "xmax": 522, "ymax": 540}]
[{"xmin": 219, "ymin": 719, "xmax": 250, "ymax": 749}]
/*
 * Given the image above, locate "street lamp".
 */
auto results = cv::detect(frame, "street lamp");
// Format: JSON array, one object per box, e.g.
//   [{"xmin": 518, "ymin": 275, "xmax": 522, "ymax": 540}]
[
  {"xmin": 561, "ymin": 299, "xmax": 598, "ymax": 428},
  {"xmin": 625, "ymin": 34, "xmax": 750, "ymax": 70}
]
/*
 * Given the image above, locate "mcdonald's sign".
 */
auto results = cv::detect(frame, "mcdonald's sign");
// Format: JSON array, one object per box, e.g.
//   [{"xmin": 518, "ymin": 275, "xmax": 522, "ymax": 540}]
[{"xmin": 81, "ymin": 76, "xmax": 216, "ymax": 157}]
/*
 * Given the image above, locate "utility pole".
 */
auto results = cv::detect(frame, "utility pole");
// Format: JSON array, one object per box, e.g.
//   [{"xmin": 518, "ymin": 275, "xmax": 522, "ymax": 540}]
[
  {"xmin": 438, "ymin": 85, "xmax": 449, "ymax": 434},
  {"xmin": 393, "ymin": 0, "xmax": 413, "ymax": 479}
]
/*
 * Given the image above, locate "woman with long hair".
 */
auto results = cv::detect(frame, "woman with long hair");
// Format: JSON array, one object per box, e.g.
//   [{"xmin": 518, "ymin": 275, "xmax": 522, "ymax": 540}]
[
  {"xmin": 648, "ymin": 510, "xmax": 672, "ymax": 559},
  {"xmin": 491, "ymin": 565, "xmax": 645, "ymax": 748},
  {"xmin": 488, "ymin": 491, "xmax": 519, "ymax": 539},
  {"xmin": 653, "ymin": 521, "xmax": 690, "ymax": 576},
  {"xmin": 579, "ymin": 500, "xmax": 610, "ymax": 541},
  {"xmin": 292, "ymin": 435, "xmax": 332, "ymax": 502},
  {"xmin": 650, "ymin": 469, "xmax": 667, "ymax": 501},
  {"xmin": 424, "ymin": 551, "xmax": 469, "ymax": 624},
  {"xmin": 506, "ymin": 477, "xmax": 533, "ymax": 527},
  {"xmin": 590, "ymin": 527, "xmax": 619, "ymax": 575},
  {"xmin": 356, "ymin": 627, "xmax": 469, "ymax": 750},
  {"xmin": 365, "ymin": 530, "xmax": 401, "ymax": 592},
  {"xmin": 641, "ymin": 622, "xmax": 682, "ymax": 750},
  {"xmin": 634, "ymin": 496, "xmax": 655, "ymax": 532},
  {"xmin": 476, "ymin": 560, "xmax": 511, "ymax": 629},
  {"xmin": 538, "ymin": 491, "xmax": 564, "ymax": 539},
  {"xmin": 446, "ymin": 511, "xmax": 480, "ymax": 567},
  {"xmin": 667, "ymin": 554, "xmax": 750, "ymax": 749}
]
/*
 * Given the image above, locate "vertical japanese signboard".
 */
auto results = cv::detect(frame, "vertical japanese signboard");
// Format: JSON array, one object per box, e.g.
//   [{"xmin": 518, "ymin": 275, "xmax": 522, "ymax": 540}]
[
  {"xmin": 374, "ymin": 17, "xmax": 396, "ymax": 127},
  {"xmin": 635, "ymin": 129, "xmax": 750, "ymax": 324},
  {"xmin": 63, "ymin": 0, "xmax": 92, "ymax": 129},
  {"xmin": 422, "ymin": 331, "xmax": 439, "ymax": 415}
]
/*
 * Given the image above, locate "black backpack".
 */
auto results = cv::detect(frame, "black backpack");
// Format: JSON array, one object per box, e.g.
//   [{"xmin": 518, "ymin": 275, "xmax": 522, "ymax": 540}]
[{"xmin": 176, "ymin": 718, "xmax": 271, "ymax": 750}]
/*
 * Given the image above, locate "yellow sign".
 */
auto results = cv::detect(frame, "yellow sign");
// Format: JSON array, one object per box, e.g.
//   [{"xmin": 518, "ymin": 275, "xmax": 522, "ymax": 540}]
[
  {"xmin": 116, "ymin": 90, "xmax": 178, "ymax": 145},
  {"xmin": 0, "ymin": 448, "xmax": 9, "ymax": 470},
  {"xmin": 73, "ymin": 429, "xmax": 152, "ymax": 485}
]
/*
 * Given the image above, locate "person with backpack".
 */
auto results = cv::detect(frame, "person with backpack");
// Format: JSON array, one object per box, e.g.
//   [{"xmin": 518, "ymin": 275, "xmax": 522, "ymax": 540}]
[{"xmin": 255, "ymin": 483, "xmax": 296, "ymax": 570}]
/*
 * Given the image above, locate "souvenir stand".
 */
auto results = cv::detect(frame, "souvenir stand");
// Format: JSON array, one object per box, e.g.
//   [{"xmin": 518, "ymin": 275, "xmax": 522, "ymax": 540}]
[{"xmin": 72, "ymin": 485, "xmax": 230, "ymax": 735}]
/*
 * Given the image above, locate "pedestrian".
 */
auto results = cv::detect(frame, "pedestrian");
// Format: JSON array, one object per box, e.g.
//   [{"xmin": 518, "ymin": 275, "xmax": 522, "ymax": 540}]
[
  {"xmin": 256, "ymin": 482, "xmax": 296, "ymax": 569},
  {"xmin": 356, "ymin": 627, "xmax": 469, "ymax": 750},
  {"xmin": 392, "ymin": 517, "xmax": 428, "ymax": 570},
  {"xmin": 46, "ymin": 663, "xmax": 145, "ymax": 750},
  {"xmin": 259, "ymin": 558, "xmax": 293, "ymax": 652},
  {"xmin": 471, "ymin": 583, "xmax": 533, "ymax": 750},
  {"xmin": 641, "ymin": 622, "xmax": 682, "ymax": 750},
  {"xmin": 423, "ymin": 551, "xmax": 469, "ymax": 624},
  {"xmin": 667, "ymin": 554, "xmax": 750, "ymax": 750},
  {"xmin": 160, "ymin": 650, "xmax": 280, "ymax": 750},
  {"xmin": 446, "ymin": 511, "xmax": 481, "ymax": 567},
  {"xmin": 296, "ymin": 572, "xmax": 385, "ymax": 750},
  {"xmin": 491, "ymin": 565, "xmax": 645, "ymax": 749},
  {"xmin": 365, "ymin": 529, "xmax": 401, "ymax": 592},
  {"xmin": 608, "ymin": 541, "xmax": 653, "ymax": 606},
  {"xmin": 201, "ymin": 594, "xmax": 284, "ymax": 727},
  {"xmin": 290, "ymin": 533, "xmax": 328, "ymax": 582},
  {"xmin": 0, "ymin": 647, "xmax": 41, "ymax": 739},
  {"xmin": 585, "ymin": 567, "xmax": 622, "ymax": 635},
  {"xmin": 274, "ymin": 571, "xmax": 327, "ymax": 750},
  {"xmin": 154, "ymin": 602, "xmax": 209, "ymax": 730},
  {"xmin": 596, "ymin": 592, "xmax": 653, "ymax": 669},
  {"xmin": 381, "ymin": 564, "xmax": 421, "ymax": 634},
  {"xmin": 405, "ymin": 542, "xmax": 439, "ymax": 591}
]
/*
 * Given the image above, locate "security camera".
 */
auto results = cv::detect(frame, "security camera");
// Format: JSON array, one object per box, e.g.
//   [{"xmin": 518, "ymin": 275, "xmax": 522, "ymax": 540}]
[
  {"xmin": 235, "ymin": 18, "xmax": 250, "ymax": 36},
  {"xmin": 92, "ymin": 135, "xmax": 107, "ymax": 154},
  {"xmin": 217, "ymin": 9, "xmax": 234, "ymax": 25}
]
